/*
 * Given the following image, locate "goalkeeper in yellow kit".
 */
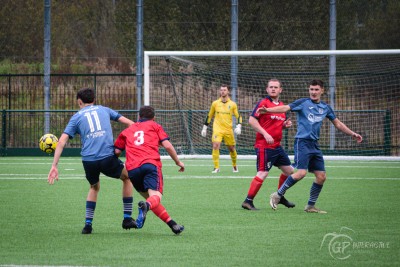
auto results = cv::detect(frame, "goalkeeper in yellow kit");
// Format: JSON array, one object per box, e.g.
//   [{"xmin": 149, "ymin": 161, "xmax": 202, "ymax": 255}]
[{"xmin": 201, "ymin": 84, "xmax": 242, "ymax": 173}]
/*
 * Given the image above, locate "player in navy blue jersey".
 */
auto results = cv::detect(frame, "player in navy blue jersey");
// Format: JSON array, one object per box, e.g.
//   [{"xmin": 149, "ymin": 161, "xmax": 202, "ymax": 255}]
[
  {"xmin": 259, "ymin": 80, "xmax": 362, "ymax": 213},
  {"xmin": 47, "ymin": 87, "xmax": 135, "ymax": 234}
]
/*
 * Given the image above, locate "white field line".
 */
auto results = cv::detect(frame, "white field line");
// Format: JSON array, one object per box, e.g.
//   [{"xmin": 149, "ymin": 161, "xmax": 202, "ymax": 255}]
[
  {"xmin": 0, "ymin": 265, "xmax": 98, "ymax": 267},
  {"xmin": 1, "ymin": 156, "xmax": 400, "ymax": 162},
  {"xmin": 0, "ymin": 175, "xmax": 399, "ymax": 180},
  {"xmin": 0, "ymin": 162, "xmax": 399, "ymax": 169}
]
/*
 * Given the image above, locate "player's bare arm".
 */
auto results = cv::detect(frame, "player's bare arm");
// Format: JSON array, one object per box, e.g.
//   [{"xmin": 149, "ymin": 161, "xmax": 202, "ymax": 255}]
[
  {"xmin": 249, "ymin": 116, "xmax": 274, "ymax": 144},
  {"xmin": 257, "ymin": 105, "xmax": 291, "ymax": 114},
  {"xmin": 48, "ymin": 133, "xmax": 69, "ymax": 184},
  {"xmin": 162, "ymin": 140, "xmax": 185, "ymax": 172},
  {"xmin": 118, "ymin": 116, "xmax": 135, "ymax": 126},
  {"xmin": 332, "ymin": 118, "xmax": 363, "ymax": 143}
]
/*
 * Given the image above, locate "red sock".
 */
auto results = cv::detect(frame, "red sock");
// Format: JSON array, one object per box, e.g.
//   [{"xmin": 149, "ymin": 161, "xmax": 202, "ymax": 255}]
[
  {"xmin": 151, "ymin": 203, "xmax": 171, "ymax": 223},
  {"xmin": 246, "ymin": 176, "xmax": 264, "ymax": 200},
  {"xmin": 146, "ymin": 195, "xmax": 161, "ymax": 210},
  {"xmin": 278, "ymin": 174, "xmax": 288, "ymax": 189}
]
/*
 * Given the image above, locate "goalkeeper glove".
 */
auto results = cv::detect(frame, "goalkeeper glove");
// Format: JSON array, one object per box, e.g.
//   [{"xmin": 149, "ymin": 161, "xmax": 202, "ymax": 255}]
[
  {"xmin": 201, "ymin": 125, "xmax": 208, "ymax": 137},
  {"xmin": 234, "ymin": 124, "xmax": 242, "ymax": 135}
]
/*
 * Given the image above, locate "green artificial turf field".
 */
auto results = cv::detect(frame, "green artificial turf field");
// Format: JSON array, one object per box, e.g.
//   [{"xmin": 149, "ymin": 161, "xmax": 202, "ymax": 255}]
[{"xmin": 0, "ymin": 157, "xmax": 399, "ymax": 266}]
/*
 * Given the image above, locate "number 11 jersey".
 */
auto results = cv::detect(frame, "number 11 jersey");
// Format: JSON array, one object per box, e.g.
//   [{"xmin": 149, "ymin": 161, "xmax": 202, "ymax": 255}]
[{"xmin": 64, "ymin": 105, "xmax": 121, "ymax": 161}]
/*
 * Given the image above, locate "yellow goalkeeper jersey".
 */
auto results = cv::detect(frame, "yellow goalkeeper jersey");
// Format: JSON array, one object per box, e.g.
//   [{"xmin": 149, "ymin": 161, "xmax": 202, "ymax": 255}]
[{"xmin": 205, "ymin": 97, "xmax": 242, "ymax": 134}]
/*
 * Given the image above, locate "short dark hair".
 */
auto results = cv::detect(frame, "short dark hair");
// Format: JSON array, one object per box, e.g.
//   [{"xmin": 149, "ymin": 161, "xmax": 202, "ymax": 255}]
[
  {"xmin": 309, "ymin": 79, "xmax": 324, "ymax": 88},
  {"xmin": 139, "ymin": 105, "xmax": 155, "ymax": 119},
  {"xmin": 77, "ymin": 88, "xmax": 95, "ymax": 103},
  {"xmin": 221, "ymin": 84, "xmax": 231, "ymax": 90}
]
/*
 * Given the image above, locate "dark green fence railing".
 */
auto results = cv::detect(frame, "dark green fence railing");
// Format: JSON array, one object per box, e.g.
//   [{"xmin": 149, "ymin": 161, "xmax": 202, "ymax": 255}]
[{"xmin": 1, "ymin": 109, "xmax": 393, "ymax": 157}]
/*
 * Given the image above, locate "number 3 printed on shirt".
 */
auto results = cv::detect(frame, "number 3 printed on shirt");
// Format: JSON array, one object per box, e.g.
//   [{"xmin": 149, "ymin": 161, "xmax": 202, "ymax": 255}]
[{"xmin": 134, "ymin": 130, "xmax": 144, "ymax": 145}]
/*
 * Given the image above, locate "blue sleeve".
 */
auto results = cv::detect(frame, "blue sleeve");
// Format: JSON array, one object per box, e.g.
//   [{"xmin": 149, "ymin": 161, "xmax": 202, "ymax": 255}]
[
  {"xmin": 63, "ymin": 114, "xmax": 79, "ymax": 139},
  {"xmin": 289, "ymin": 98, "xmax": 309, "ymax": 112},
  {"xmin": 326, "ymin": 105, "xmax": 336, "ymax": 121},
  {"xmin": 105, "ymin": 106, "xmax": 122, "ymax": 121}
]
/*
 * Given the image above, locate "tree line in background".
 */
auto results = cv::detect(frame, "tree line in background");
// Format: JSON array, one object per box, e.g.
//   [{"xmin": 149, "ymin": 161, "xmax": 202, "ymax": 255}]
[{"xmin": 0, "ymin": 0, "xmax": 399, "ymax": 73}]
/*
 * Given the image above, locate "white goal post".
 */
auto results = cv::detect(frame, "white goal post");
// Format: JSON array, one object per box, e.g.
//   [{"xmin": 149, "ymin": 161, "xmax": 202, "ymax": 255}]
[{"xmin": 144, "ymin": 50, "xmax": 400, "ymax": 160}]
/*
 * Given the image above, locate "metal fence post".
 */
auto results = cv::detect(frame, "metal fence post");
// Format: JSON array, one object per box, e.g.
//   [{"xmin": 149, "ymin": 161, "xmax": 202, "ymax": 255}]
[
  {"xmin": 8, "ymin": 74, "xmax": 11, "ymax": 110},
  {"xmin": 94, "ymin": 73, "xmax": 97, "ymax": 93},
  {"xmin": 384, "ymin": 110, "xmax": 392, "ymax": 156},
  {"xmin": 1, "ymin": 110, "xmax": 6, "ymax": 156}
]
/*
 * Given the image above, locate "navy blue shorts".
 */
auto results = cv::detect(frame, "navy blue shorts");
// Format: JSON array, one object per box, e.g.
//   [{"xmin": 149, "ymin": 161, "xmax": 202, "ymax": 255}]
[
  {"xmin": 255, "ymin": 146, "xmax": 291, "ymax": 172},
  {"xmin": 128, "ymin": 163, "xmax": 164, "ymax": 194},
  {"xmin": 82, "ymin": 155, "xmax": 124, "ymax": 185},
  {"xmin": 292, "ymin": 138, "xmax": 325, "ymax": 172}
]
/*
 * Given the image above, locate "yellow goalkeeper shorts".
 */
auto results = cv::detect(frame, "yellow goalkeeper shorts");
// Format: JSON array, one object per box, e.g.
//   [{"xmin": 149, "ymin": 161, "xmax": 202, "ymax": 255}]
[{"xmin": 211, "ymin": 131, "xmax": 236, "ymax": 146}]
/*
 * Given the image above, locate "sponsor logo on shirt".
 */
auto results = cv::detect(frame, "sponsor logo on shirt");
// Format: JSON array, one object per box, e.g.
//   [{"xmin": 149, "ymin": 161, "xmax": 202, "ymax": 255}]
[
  {"xmin": 307, "ymin": 113, "xmax": 324, "ymax": 123},
  {"xmin": 270, "ymin": 115, "xmax": 285, "ymax": 121}
]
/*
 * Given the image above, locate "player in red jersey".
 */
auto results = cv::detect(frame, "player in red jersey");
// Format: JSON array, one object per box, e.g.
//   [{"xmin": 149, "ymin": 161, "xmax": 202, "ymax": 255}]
[
  {"xmin": 114, "ymin": 105, "xmax": 185, "ymax": 235},
  {"xmin": 241, "ymin": 79, "xmax": 295, "ymax": 210}
]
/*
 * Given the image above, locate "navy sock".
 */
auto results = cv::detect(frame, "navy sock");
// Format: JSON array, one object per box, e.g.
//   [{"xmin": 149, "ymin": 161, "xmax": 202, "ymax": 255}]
[
  {"xmin": 85, "ymin": 201, "xmax": 96, "ymax": 224},
  {"xmin": 277, "ymin": 175, "xmax": 298, "ymax": 196},
  {"xmin": 308, "ymin": 182, "xmax": 323, "ymax": 206},
  {"xmin": 123, "ymin": 197, "xmax": 133, "ymax": 218}
]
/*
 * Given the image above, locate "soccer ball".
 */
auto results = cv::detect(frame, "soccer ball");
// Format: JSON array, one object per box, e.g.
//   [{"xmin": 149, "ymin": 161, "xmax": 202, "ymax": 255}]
[{"xmin": 39, "ymin": 134, "xmax": 58, "ymax": 154}]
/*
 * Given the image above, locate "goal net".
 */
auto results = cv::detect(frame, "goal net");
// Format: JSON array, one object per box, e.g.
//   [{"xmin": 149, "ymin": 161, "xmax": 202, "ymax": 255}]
[{"xmin": 144, "ymin": 50, "xmax": 400, "ymax": 159}]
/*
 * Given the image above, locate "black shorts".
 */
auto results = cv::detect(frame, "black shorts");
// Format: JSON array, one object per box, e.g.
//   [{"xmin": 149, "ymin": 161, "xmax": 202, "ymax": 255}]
[{"xmin": 82, "ymin": 155, "xmax": 124, "ymax": 185}]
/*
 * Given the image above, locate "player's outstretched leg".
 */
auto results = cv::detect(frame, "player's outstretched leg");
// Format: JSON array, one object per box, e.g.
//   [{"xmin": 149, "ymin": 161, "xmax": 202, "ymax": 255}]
[
  {"xmin": 167, "ymin": 220, "xmax": 185, "ymax": 235},
  {"xmin": 242, "ymin": 176, "xmax": 263, "ymax": 211},
  {"xmin": 279, "ymin": 195, "xmax": 296, "ymax": 208},
  {"xmin": 136, "ymin": 201, "xmax": 149, "ymax": 229},
  {"xmin": 151, "ymin": 203, "xmax": 184, "ymax": 235}
]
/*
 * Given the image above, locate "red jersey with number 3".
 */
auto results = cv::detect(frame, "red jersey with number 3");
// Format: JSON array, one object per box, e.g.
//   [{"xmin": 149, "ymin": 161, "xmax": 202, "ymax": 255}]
[
  {"xmin": 251, "ymin": 96, "xmax": 287, "ymax": 149},
  {"xmin": 114, "ymin": 119, "xmax": 170, "ymax": 171}
]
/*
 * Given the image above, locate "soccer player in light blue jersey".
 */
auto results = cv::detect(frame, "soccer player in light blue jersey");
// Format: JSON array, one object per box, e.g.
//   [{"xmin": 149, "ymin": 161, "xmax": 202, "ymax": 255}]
[
  {"xmin": 47, "ymin": 88, "xmax": 135, "ymax": 234},
  {"xmin": 259, "ymin": 80, "xmax": 363, "ymax": 213}
]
